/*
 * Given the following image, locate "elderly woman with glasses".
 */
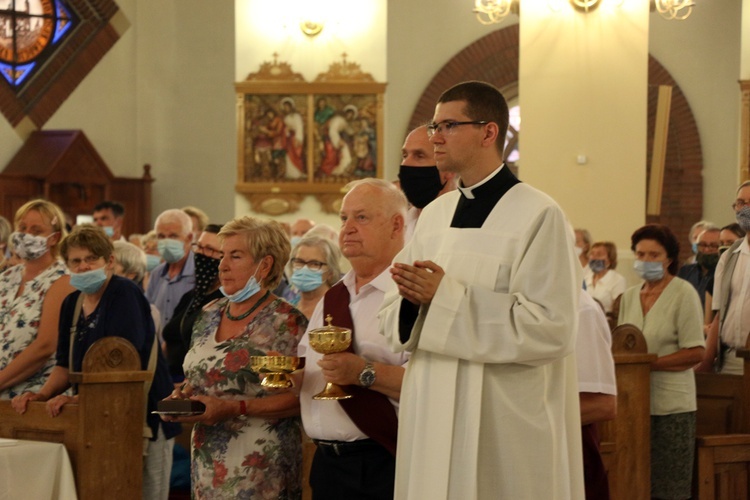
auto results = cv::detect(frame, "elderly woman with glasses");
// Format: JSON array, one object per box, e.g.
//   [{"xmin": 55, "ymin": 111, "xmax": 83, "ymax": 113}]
[
  {"xmin": 0, "ymin": 199, "xmax": 73, "ymax": 399},
  {"xmin": 287, "ymin": 234, "xmax": 343, "ymax": 319},
  {"xmin": 162, "ymin": 216, "xmax": 307, "ymax": 500},
  {"xmin": 12, "ymin": 224, "xmax": 180, "ymax": 500}
]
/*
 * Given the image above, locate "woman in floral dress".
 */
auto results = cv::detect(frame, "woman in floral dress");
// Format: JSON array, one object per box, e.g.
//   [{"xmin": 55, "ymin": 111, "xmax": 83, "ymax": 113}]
[
  {"xmin": 163, "ymin": 216, "xmax": 306, "ymax": 499},
  {"xmin": 0, "ymin": 199, "xmax": 73, "ymax": 399}
]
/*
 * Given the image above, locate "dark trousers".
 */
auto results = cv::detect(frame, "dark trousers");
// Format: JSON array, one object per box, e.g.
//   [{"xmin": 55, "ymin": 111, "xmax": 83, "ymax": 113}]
[
  {"xmin": 582, "ymin": 423, "xmax": 610, "ymax": 500},
  {"xmin": 309, "ymin": 440, "xmax": 395, "ymax": 500}
]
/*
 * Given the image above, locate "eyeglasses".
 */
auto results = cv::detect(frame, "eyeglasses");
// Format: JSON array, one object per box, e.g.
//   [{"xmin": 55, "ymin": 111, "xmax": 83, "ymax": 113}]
[
  {"xmin": 426, "ymin": 120, "xmax": 489, "ymax": 138},
  {"xmin": 732, "ymin": 199, "xmax": 750, "ymax": 210},
  {"xmin": 191, "ymin": 243, "xmax": 222, "ymax": 259},
  {"xmin": 67, "ymin": 254, "xmax": 103, "ymax": 269},
  {"xmin": 290, "ymin": 258, "xmax": 326, "ymax": 271},
  {"xmin": 697, "ymin": 243, "xmax": 720, "ymax": 250}
]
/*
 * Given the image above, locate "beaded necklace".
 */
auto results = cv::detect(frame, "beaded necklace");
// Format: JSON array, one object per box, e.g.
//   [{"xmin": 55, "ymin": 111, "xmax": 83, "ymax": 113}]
[{"xmin": 225, "ymin": 290, "xmax": 270, "ymax": 321}]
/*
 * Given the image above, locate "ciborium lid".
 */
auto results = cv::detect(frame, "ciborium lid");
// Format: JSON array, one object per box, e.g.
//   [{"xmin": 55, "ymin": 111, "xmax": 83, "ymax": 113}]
[{"xmin": 308, "ymin": 314, "xmax": 351, "ymax": 336}]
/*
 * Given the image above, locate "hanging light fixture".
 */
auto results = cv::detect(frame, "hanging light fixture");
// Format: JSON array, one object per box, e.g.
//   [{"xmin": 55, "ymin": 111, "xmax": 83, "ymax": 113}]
[
  {"xmin": 653, "ymin": 0, "xmax": 694, "ymax": 20},
  {"xmin": 473, "ymin": 0, "xmax": 514, "ymax": 25}
]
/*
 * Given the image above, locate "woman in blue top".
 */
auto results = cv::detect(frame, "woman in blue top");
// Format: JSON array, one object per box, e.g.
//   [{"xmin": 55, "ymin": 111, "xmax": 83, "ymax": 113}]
[{"xmin": 12, "ymin": 224, "xmax": 180, "ymax": 500}]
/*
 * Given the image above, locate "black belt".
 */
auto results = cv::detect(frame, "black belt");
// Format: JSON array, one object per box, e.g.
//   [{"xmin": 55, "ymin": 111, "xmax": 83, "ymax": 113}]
[{"xmin": 313, "ymin": 438, "xmax": 381, "ymax": 457}]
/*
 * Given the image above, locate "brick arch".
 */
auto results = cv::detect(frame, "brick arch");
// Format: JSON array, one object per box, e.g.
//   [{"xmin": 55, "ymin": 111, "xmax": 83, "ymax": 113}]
[{"xmin": 409, "ymin": 26, "xmax": 703, "ymax": 260}]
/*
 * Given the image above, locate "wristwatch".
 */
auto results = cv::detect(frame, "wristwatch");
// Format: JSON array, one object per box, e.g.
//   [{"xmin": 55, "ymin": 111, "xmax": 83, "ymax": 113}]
[{"xmin": 358, "ymin": 360, "xmax": 376, "ymax": 388}]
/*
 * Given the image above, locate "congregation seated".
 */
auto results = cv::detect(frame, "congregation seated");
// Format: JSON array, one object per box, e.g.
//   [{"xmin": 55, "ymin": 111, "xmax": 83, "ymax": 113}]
[
  {"xmin": 583, "ymin": 241, "xmax": 626, "ymax": 315},
  {"xmin": 11, "ymin": 224, "xmax": 179, "ymax": 500},
  {"xmin": 0, "ymin": 199, "xmax": 73, "ymax": 399}
]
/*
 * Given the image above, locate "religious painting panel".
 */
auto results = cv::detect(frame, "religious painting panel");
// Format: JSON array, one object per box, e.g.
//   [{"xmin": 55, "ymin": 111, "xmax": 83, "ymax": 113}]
[
  {"xmin": 235, "ymin": 55, "xmax": 385, "ymax": 214},
  {"xmin": 241, "ymin": 93, "xmax": 308, "ymax": 183}
]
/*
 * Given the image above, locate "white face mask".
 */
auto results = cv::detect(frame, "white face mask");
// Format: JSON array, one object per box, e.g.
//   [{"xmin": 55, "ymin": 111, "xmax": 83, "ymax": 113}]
[
  {"xmin": 574, "ymin": 246, "xmax": 583, "ymax": 258},
  {"xmin": 11, "ymin": 232, "xmax": 55, "ymax": 261}
]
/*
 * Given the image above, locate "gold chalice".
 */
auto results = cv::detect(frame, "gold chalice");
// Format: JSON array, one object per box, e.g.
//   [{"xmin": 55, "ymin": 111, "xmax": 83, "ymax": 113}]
[
  {"xmin": 250, "ymin": 356, "xmax": 305, "ymax": 389},
  {"xmin": 308, "ymin": 314, "xmax": 353, "ymax": 400}
]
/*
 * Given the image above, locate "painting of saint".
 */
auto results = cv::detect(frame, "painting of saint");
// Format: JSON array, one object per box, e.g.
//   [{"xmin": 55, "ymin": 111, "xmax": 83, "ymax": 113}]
[
  {"xmin": 243, "ymin": 94, "xmax": 308, "ymax": 182},
  {"xmin": 313, "ymin": 95, "xmax": 378, "ymax": 180}
]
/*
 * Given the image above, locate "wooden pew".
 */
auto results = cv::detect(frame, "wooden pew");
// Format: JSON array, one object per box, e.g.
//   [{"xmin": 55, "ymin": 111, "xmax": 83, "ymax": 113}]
[
  {"xmin": 694, "ymin": 336, "xmax": 750, "ymax": 499},
  {"xmin": 0, "ymin": 337, "xmax": 151, "ymax": 499},
  {"xmin": 599, "ymin": 323, "xmax": 656, "ymax": 500}
]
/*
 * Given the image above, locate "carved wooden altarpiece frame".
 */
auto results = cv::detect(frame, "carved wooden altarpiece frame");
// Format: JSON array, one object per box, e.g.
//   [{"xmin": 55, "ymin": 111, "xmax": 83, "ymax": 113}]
[{"xmin": 235, "ymin": 54, "xmax": 386, "ymax": 215}]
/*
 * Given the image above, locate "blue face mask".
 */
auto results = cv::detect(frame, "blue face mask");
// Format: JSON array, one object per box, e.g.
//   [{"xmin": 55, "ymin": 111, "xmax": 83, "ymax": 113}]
[
  {"xmin": 70, "ymin": 267, "xmax": 108, "ymax": 294},
  {"xmin": 157, "ymin": 238, "xmax": 186, "ymax": 264},
  {"xmin": 146, "ymin": 254, "xmax": 161, "ymax": 272},
  {"xmin": 633, "ymin": 260, "xmax": 665, "ymax": 282},
  {"xmin": 102, "ymin": 226, "xmax": 115, "ymax": 238},
  {"xmin": 691, "ymin": 242, "xmax": 699, "ymax": 255},
  {"xmin": 290, "ymin": 236, "xmax": 302, "ymax": 248},
  {"xmin": 588, "ymin": 259, "xmax": 607, "ymax": 274},
  {"xmin": 291, "ymin": 266, "xmax": 324, "ymax": 292},
  {"xmin": 220, "ymin": 265, "xmax": 262, "ymax": 303}
]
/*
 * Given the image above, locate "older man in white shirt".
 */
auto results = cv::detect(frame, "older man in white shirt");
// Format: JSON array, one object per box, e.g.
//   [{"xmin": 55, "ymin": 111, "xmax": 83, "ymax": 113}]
[{"xmin": 297, "ymin": 178, "xmax": 409, "ymax": 500}]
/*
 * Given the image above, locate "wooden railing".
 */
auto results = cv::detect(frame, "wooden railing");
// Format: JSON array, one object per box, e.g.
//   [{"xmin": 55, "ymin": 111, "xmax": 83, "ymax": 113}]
[
  {"xmin": 0, "ymin": 337, "xmax": 150, "ymax": 499},
  {"xmin": 599, "ymin": 323, "xmax": 656, "ymax": 500}
]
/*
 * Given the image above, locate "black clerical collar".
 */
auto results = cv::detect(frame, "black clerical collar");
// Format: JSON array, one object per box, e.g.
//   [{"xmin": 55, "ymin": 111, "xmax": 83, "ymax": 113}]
[
  {"xmin": 457, "ymin": 164, "xmax": 505, "ymax": 200},
  {"xmin": 450, "ymin": 163, "xmax": 520, "ymax": 229}
]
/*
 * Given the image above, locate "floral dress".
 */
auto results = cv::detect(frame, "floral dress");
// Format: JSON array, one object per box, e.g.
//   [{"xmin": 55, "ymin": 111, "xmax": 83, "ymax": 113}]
[
  {"xmin": 185, "ymin": 297, "xmax": 307, "ymax": 500},
  {"xmin": 0, "ymin": 261, "xmax": 67, "ymax": 399}
]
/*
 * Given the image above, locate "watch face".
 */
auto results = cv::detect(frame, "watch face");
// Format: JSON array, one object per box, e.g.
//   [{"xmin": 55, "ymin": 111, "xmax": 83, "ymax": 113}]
[{"xmin": 360, "ymin": 367, "xmax": 376, "ymax": 388}]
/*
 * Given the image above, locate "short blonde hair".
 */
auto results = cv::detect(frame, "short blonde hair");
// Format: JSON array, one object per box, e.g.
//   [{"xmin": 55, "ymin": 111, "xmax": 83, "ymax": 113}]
[
  {"xmin": 218, "ymin": 216, "xmax": 290, "ymax": 289},
  {"xmin": 14, "ymin": 199, "xmax": 68, "ymax": 257},
  {"xmin": 182, "ymin": 206, "xmax": 209, "ymax": 233}
]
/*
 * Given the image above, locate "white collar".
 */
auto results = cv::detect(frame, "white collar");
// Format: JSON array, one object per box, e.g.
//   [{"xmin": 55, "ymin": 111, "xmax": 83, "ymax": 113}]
[{"xmin": 457, "ymin": 164, "xmax": 505, "ymax": 200}]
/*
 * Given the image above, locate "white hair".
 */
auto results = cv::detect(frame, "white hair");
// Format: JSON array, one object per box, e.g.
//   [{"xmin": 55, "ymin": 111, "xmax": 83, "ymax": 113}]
[{"xmin": 154, "ymin": 208, "xmax": 193, "ymax": 237}]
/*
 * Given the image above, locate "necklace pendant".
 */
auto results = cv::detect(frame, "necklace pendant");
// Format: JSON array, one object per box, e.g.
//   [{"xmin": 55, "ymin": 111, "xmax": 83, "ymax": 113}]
[{"xmin": 224, "ymin": 290, "xmax": 271, "ymax": 321}]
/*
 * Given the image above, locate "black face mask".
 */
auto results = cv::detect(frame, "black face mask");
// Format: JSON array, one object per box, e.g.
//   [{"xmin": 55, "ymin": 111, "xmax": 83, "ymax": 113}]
[
  {"xmin": 186, "ymin": 252, "xmax": 221, "ymax": 316},
  {"xmin": 696, "ymin": 252, "xmax": 720, "ymax": 271},
  {"xmin": 398, "ymin": 165, "xmax": 446, "ymax": 209}
]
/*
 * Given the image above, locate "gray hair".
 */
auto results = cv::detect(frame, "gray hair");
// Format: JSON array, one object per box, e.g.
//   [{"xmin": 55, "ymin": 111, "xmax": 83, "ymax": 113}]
[
  {"xmin": 113, "ymin": 241, "xmax": 147, "ymax": 283},
  {"xmin": 306, "ymin": 223, "xmax": 339, "ymax": 241},
  {"xmin": 689, "ymin": 220, "xmax": 715, "ymax": 243},
  {"xmin": 287, "ymin": 234, "xmax": 343, "ymax": 287},
  {"xmin": 344, "ymin": 178, "xmax": 408, "ymax": 219},
  {"xmin": 154, "ymin": 208, "xmax": 193, "ymax": 237}
]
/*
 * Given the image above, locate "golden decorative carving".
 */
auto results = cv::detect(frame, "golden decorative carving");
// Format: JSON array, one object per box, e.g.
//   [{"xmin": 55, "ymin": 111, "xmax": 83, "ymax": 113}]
[
  {"xmin": 314, "ymin": 53, "xmax": 375, "ymax": 83},
  {"xmin": 246, "ymin": 193, "xmax": 305, "ymax": 215},
  {"xmin": 315, "ymin": 193, "xmax": 345, "ymax": 214},
  {"xmin": 245, "ymin": 53, "xmax": 306, "ymax": 82}
]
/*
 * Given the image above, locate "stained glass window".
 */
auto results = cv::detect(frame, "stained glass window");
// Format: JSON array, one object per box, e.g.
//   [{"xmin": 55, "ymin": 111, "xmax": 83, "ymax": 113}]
[{"xmin": 0, "ymin": 0, "xmax": 78, "ymax": 88}]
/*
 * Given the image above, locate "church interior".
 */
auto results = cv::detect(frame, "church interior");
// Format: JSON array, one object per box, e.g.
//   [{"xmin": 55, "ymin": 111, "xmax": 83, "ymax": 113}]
[{"xmin": 0, "ymin": 0, "xmax": 749, "ymax": 498}]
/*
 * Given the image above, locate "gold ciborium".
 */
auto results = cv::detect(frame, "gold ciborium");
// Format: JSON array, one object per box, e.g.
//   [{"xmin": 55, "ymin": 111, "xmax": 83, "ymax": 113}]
[
  {"xmin": 308, "ymin": 314, "xmax": 352, "ymax": 400},
  {"xmin": 250, "ymin": 356, "xmax": 305, "ymax": 389}
]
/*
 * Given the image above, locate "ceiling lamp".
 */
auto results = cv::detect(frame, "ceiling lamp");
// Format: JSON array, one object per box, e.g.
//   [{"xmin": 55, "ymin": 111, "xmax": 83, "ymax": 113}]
[
  {"xmin": 474, "ymin": 0, "xmax": 514, "ymax": 25},
  {"xmin": 653, "ymin": 0, "xmax": 694, "ymax": 20}
]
